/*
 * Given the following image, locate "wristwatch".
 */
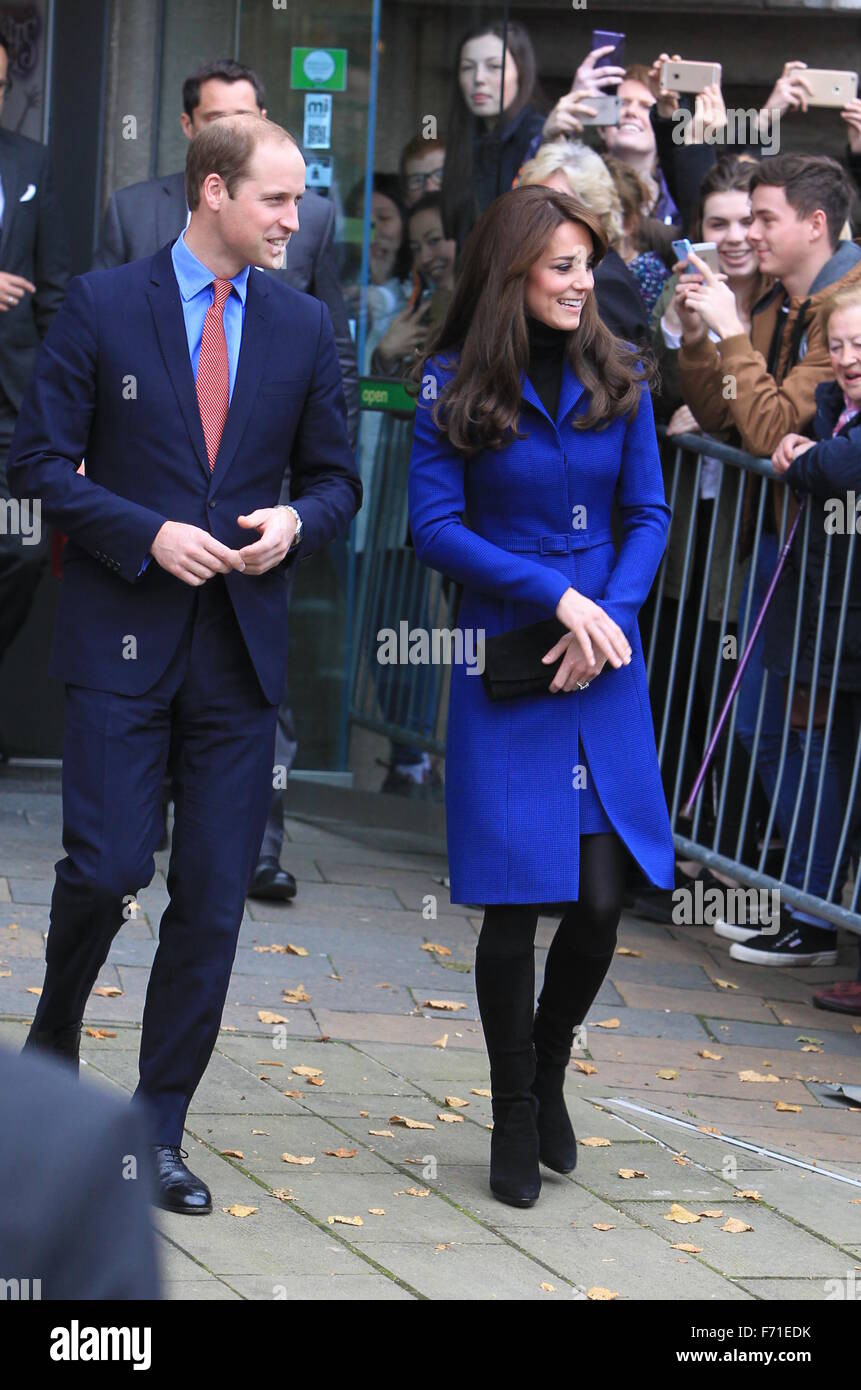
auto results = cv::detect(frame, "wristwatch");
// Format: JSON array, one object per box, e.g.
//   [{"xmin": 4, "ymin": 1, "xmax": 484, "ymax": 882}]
[{"xmin": 283, "ymin": 504, "xmax": 303, "ymax": 552}]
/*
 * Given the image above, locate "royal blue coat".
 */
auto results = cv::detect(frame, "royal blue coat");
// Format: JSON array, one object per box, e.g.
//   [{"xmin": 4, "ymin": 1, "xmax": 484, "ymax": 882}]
[{"xmin": 408, "ymin": 354, "xmax": 676, "ymax": 905}]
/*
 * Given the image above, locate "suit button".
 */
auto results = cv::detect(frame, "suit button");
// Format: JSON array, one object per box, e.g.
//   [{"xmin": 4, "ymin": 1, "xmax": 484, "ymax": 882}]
[{"xmin": 208, "ymin": 500, "xmax": 216, "ymax": 509}]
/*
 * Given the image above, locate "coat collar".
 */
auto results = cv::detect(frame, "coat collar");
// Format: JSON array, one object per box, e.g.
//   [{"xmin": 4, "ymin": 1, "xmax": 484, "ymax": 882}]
[
  {"xmin": 146, "ymin": 241, "xmax": 274, "ymax": 491},
  {"xmin": 521, "ymin": 356, "xmax": 585, "ymax": 426}
]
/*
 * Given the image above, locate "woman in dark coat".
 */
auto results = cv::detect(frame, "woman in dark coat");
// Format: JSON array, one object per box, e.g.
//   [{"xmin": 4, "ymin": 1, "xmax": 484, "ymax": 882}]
[
  {"xmin": 408, "ymin": 186, "xmax": 675, "ymax": 1207},
  {"xmin": 440, "ymin": 21, "xmax": 548, "ymax": 253}
]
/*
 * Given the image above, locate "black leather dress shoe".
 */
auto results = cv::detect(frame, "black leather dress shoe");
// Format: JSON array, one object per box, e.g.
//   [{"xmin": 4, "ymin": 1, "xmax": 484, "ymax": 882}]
[
  {"xmin": 152, "ymin": 1145, "xmax": 212, "ymax": 1215},
  {"xmin": 248, "ymin": 858, "xmax": 297, "ymax": 902}
]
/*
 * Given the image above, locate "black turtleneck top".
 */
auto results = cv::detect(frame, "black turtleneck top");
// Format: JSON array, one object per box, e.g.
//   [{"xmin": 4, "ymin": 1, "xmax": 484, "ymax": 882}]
[{"xmin": 525, "ymin": 314, "xmax": 569, "ymax": 421}]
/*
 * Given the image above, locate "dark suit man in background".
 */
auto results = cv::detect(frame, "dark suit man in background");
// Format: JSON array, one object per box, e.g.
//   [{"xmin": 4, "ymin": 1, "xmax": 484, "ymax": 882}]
[
  {"xmin": 0, "ymin": 34, "xmax": 68, "ymax": 706},
  {"xmin": 94, "ymin": 58, "xmax": 359, "ymax": 903},
  {"xmin": 10, "ymin": 115, "xmax": 361, "ymax": 1214}
]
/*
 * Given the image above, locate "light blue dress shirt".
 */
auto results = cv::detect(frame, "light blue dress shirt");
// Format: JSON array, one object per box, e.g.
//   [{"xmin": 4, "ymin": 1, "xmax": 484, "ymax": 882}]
[
  {"xmin": 138, "ymin": 237, "xmax": 251, "ymax": 577},
  {"xmin": 170, "ymin": 229, "xmax": 250, "ymax": 403}
]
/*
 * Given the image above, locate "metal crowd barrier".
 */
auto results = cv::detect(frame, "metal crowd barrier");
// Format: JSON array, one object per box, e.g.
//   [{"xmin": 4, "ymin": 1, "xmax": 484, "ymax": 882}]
[{"xmin": 348, "ymin": 397, "xmax": 860, "ymax": 936}]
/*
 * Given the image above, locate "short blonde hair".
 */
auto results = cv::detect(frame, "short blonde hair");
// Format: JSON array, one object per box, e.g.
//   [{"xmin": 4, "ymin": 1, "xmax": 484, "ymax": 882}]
[
  {"xmin": 517, "ymin": 140, "xmax": 624, "ymax": 249},
  {"xmin": 819, "ymin": 282, "xmax": 861, "ymax": 337}
]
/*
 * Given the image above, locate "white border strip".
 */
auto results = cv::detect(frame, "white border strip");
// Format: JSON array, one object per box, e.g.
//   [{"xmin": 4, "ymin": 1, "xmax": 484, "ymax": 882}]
[{"xmin": 595, "ymin": 1096, "xmax": 861, "ymax": 1188}]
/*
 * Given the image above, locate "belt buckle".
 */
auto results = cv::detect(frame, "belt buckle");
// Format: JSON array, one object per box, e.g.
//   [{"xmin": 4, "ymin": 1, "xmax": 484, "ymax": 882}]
[{"xmin": 539, "ymin": 535, "xmax": 561, "ymax": 555}]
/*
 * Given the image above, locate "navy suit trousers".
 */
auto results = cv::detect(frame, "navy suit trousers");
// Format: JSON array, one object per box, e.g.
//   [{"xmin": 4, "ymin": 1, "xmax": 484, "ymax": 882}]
[{"xmin": 29, "ymin": 574, "xmax": 278, "ymax": 1142}]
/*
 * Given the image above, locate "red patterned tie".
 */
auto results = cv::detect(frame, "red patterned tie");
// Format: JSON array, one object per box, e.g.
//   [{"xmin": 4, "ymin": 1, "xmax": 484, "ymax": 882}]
[{"xmin": 196, "ymin": 277, "xmax": 232, "ymax": 471}]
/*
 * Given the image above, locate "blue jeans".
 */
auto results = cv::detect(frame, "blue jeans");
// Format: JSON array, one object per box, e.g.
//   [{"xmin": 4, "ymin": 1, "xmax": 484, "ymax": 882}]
[{"xmin": 735, "ymin": 535, "xmax": 847, "ymax": 929}]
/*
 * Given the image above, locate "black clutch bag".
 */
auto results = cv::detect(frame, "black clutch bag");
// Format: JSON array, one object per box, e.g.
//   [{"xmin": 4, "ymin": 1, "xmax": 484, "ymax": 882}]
[{"xmin": 481, "ymin": 617, "xmax": 569, "ymax": 701}]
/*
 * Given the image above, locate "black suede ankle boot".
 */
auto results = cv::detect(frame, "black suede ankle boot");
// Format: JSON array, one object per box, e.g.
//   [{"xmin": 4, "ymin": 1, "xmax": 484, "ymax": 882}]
[
  {"xmin": 489, "ymin": 1092, "xmax": 541, "ymax": 1207},
  {"xmin": 531, "ymin": 1006, "xmax": 577, "ymax": 1174}
]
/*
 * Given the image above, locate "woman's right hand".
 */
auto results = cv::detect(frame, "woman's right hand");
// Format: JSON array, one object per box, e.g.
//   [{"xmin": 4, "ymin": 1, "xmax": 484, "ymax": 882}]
[
  {"xmin": 542, "ymin": 630, "xmax": 608, "ymax": 693},
  {"xmin": 554, "ymin": 587, "xmax": 632, "ymax": 674}
]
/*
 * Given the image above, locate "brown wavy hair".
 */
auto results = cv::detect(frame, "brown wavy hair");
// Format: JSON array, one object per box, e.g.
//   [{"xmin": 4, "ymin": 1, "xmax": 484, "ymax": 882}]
[{"xmin": 411, "ymin": 184, "xmax": 654, "ymax": 455}]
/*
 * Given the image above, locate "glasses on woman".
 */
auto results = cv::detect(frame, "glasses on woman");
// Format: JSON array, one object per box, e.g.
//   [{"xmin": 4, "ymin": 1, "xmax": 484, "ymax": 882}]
[{"xmin": 405, "ymin": 165, "xmax": 444, "ymax": 195}]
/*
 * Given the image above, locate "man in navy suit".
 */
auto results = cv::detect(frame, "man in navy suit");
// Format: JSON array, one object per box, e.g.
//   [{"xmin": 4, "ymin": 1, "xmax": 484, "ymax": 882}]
[{"xmin": 7, "ymin": 114, "xmax": 362, "ymax": 1214}]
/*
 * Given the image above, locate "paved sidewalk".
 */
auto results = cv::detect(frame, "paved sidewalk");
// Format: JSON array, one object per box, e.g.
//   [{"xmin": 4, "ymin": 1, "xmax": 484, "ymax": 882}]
[{"xmin": 1, "ymin": 766, "xmax": 860, "ymax": 1301}]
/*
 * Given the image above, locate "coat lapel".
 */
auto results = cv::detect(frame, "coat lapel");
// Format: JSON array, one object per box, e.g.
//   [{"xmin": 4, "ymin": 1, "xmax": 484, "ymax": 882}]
[
  {"xmin": 209, "ymin": 268, "xmax": 275, "ymax": 495},
  {"xmin": 0, "ymin": 133, "xmax": 24, "ymax": 262},
  {"xmin": 521, "ymin": 357, "xmax": 585, "ymax": 426},
  {"xmin": 146, "ymin": 243, "xmax": 211, "ymax": 481}
]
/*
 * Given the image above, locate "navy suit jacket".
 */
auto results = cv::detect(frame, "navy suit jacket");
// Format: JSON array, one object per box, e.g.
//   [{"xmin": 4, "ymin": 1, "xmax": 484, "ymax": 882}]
[{"xmin": 7, "ymin": 242, "xmax": 362, "ymax": 705}]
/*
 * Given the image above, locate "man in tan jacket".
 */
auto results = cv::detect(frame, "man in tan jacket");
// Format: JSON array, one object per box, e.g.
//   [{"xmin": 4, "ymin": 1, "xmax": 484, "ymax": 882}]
[{"xmin": 677, "ymin": 154, "xmax": 861, "ymax": 459}]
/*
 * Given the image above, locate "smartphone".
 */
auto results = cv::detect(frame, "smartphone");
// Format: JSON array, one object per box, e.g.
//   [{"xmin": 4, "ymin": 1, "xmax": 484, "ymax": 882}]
[
  {"xmin": 580, "ymin": 93, "xmax": 621, "ymax": 126},
  {"xmin": 590, "ymin": 30, "xmax": 625, "ymax": 71},
  {"xmin": 673, "ymin": 239, "xmax": 720, "ymax": 274},
  {"xmin": 801, "ymin": 68, "xmax": 858, "ymax": 109},
  {"xmin": 661, "ymin": 60, "xmax": 722, "ymax": 94}
]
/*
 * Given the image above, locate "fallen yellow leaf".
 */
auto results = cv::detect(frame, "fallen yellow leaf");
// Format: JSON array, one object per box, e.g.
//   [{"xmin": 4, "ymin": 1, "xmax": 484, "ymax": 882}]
[
  {"xmin": 368, "ymin": 1129, "xmax": 394, "ymax": 1138},
  {"xmin": 698, "ymin": 1209, "xmax": 724, "ymax": 1219},
  {"xmin": 437, "ymin": 1112, "xmax": 464, "ymax": 1123},
  {"xmin": 540, "ymin": 1282, "xmax": 555, "ymax": 1292},
  {"xmin": 223, "ymin": 1204, "xmax": 257, "ymax": 1217},
  {"xmin": 444, "ymin": 1095, "xmax": 469, "ymax": 1108},
  {"xmin": 257, "ymin": 1010, "xmax": 288, "ymax": 1024},
  {"xmin": 722, "ymin": 1217, "xmax": 753, "ymax": 1233},
  {"xmin": 281, "ymin": 1153, "xmax": 315, "ymax": 1165},
  {"xmin": 421, "ymin": 942, "xmax": 451, "ymax": 957},
  {"xmin": 656, "ymin": 1068, "xmax": 679, "ymax": 1080},
  {"xmin": 394, "ymin": 1187, "xmax": 431, "ymax": 1197},
  {"xmin": 580, "ymin": 1137, "xmax": 611, "ymax": 1147},
  {"xmin": 291, "ymin": 1065, "xmax": 323, "ymax": 1077},
  {"xmin": 270, "ymin": 1189, "xmax": 294, "ymax": 1202},
  {"xmin": 220, "ymin": 1149, "xmax": 244, "ymax": 1159},
  {"xmin": 587, "ymin": 1287, "xmax": 618, "ymax": 1300},
  {"xmin": 324, "ymin": 1148, "xmax": 357, "ymax": 1159},
  {"xmin": 471, "ymin": 1088, "xmax": 492, "ymax": 1097},
  {"xmin": 712, "ymin": 978, "xmax": 739, "ymax": 990},
  {"xmin": 389, "ymin": 1114, "xmax": 435, "ymax": 1130},
  {"xmin": 733, "ymin": 1190, "xmax": 762, "ymax": 1202},
  {"xmin": 775, "ymin": 1101, "xmax": 802, "ymax": 1113},
  {"xmin": 26, "ymin": 986, "xmax": 42, "ymax": 996},
  {"xmin": 432, "ymin": 1035, "xmax": 448, "ymax": 1048},
  {"xmin": 739, "ymin": 1070, "xmax": 780, "ymax": 1084},
  {"xmin": 615, "ymin": 947, "xmax": 642, "ymax": 957},
  {"xmin": 422, "ymin": 999, "xmax": 466, "ymax": 1011},
  {"xmin": 573, "ymin": 1060, "xmax": 597, "ymax": 1075},
  {"xmin": 286, "ymin": 944, "xmax": 308, "ymax": 956},
  {"xmin": 282, "ymin": 985, "xmax": 311, "ymax": 1003},
  {"xmin": 664, "ymin": 1204, "xmax": 701, "ymax": 1224},
  {"xmin": 368, "ymin": 1208, "xmax": 386, "ymax": 1216},
  {"xmin": 698, "ymin": 1125, "xmax": 721, "ymax": 1135},
  {"xmin": 698, "ymin": 1049, "xmax": 723, "ymax": 1060},
  {"xmin": 594, "ymin": 1018, "xmax": 620, "ymax": 1029},
  {"xmin": 593, "ymin": 1222, "xmax": 615, "ymax": 1231},
  {"xmin": 327, "ymin": 1214, "xmax": 363, "ymax": 1226},
  {"xmin": 84, "ymin": 1028, "xmax": 115, "ymax": 1039},
  {"xmin": 619, "ymin": 1168, "xmax": 647, "ymax": 1179},
  {"xmin": 92, "ymin": 986, "xmax": 123, "ymax": 997},
  {"xmin": 672, "ymin": 1242, "xmax": 703, "ymax": 1253}
]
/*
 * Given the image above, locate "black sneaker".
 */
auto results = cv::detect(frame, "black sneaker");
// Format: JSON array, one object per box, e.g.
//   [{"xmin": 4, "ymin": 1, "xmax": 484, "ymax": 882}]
[
  {"xmin": 713, "ymin": 885, "xmax": 784, "ymax": 943},
  {"xmin": 729, "ymin": 920, "xmax": 839, "ymax": 967}
]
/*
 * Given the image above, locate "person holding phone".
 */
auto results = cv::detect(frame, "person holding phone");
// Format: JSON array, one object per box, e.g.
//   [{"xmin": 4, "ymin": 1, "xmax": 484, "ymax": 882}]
[{"xmin": 408, "ymin": 185, "xmax": 674, "ymax": 1208}]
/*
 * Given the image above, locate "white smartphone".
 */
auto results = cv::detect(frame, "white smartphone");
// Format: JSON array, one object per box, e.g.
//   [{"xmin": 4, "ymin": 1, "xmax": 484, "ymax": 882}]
[
  {"xmin": 800, "ymin": 69, "xmax": 858, "ymax": 109},
  {"xmin": 579, "ymin": 93, "xmax": 621, "ymax": 126},
  {"xmin": 661, "ymin": 60, "xmax": 722, "ymax": 95}
]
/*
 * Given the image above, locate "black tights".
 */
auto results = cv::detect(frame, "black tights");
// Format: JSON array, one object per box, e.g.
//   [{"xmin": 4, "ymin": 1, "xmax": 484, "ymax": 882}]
[{"xmin": 474, "ymin": 833, "xmax": 629, "ymax": 1097}]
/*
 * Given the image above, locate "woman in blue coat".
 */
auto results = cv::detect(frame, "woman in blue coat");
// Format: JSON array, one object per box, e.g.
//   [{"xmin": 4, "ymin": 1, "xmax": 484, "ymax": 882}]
[{"xmin": 408, "ymin": 184, "xmax": 675, "ymax": 1208}]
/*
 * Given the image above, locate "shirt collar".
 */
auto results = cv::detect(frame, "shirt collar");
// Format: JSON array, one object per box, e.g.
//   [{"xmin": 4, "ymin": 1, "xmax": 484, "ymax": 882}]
[{"xmin": 171, "ymin": 228, "xmax": 250, "ymax": 306}]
